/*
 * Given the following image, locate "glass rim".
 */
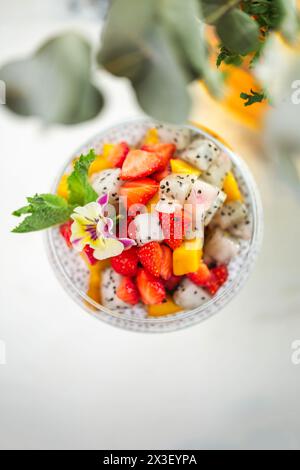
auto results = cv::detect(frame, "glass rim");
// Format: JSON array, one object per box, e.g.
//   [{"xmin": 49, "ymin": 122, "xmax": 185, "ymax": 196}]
[{"xmin": 45, "ymin": 118, "xmax": 264, "ymax": 329}]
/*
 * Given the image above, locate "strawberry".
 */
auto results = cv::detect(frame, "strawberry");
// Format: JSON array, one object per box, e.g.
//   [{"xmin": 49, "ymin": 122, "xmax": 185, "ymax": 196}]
[
  {"xmin": 164, "ymin": 274, "xmax": 182, "ymax": 291},
  {"xmin": 107, "ymin": 141, "xmax": 130, "ymax": 168},
  {"xmin": 121, "ymin": 149, "xmax": 168, "ymax": 180},
  {"xmin": 204, "ymin": 275, "xmax": 220, "ymax": 295},
  {"xmin": 83, "ymin": 245, "xmax": 98, "ymax": 266},
  {"xmin": 141, "ymin": 143, "xmax": 176, "ymax": 162},
  {"xmin": 152, "ymin": 163, "xmax": 171, "ymax": 182},
  {"xmin": 136, "ymin": 268, "xmax": 166, "ymax": 305},
  {"xmin": 116, "ymin": 276, "xmax": 140, "ymax": 305},
  {"xmin": 59, "ymin": 220, "xmax": 73, "ymax": 248},
  {"xmin": 138, "ymin": 242, "xmax": 162, "ymax": 278},
  {"xmin": 119, "ymin": 178, "xmax": 158, "ymax": 208},
  {"xmin": 211, "ymin": 265, "xmax": 228, "ymax": 286},
  {"xmin": 187, "ymin": 263, "xmax": 211, "ymax": 286},
  {"xmin": 159, "ymin": 210, "xmax": 191, "ymax": 250},
  {"xmin": 160, "ymin": 245, "xmax": 172, "ymax": 280},
  {"xmin": 111, "ymin": 247, "xmax": 139, "ymax": 276}
]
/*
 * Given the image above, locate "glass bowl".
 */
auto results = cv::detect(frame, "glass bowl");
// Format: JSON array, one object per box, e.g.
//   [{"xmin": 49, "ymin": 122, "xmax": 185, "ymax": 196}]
[{"xmin": 46, "ymin": 118, "xmax": 263, "ymax": 333}]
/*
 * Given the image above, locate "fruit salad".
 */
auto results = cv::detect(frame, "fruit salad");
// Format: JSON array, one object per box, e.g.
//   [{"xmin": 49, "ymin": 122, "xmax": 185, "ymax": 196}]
[{"xmin": 12, "ymin": 126, "xmax": 251, "ymax": 318}]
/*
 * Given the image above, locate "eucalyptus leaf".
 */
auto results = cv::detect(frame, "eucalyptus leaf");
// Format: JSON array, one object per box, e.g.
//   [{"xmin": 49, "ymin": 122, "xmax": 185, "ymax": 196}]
[
  {"xmin": 97, "ymin": 0, "xmax": 155, "ymax": 80},
  {"xmin": 0, "ymin": 33, "xmax": 104, "ymax": 124},
  {"xmin": 216, "ymin": 8, "xmax": 260, "ymax": 55},
  {"xmin": 134, "ymin": 25, "xmax": 191, "ymax": 124}
]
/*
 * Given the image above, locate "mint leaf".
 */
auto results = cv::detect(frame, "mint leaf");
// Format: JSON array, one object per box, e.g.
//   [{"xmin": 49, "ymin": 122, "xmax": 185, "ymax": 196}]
[
  {"xmin": 12, "ymin": 194, "xmax": 72, "ymax": 233},
  {"xmin": 67, "ymin": 149, "xmax": 98, "ymax": 206}
]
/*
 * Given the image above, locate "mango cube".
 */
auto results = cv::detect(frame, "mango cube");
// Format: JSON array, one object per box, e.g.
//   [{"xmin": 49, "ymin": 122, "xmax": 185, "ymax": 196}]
[
  {"xmin": 173, "ymin": 239, "xmax": 203, "ymax": 276},
  {"xmin": 147, "ymin": 296, "xmax": 182, "ymax": 316},
  {"xmin": 143, "ymin": 128, "xmax": 159, "ymax": 145},
  {"xmin": 223, "ymin": 171, "xmax": 242, "ymax": 202},
  {"xmin": 170, "ymin": 158, "xmax": 201, "ymax": 176},
  {"xmin": 86, "ymin": 259, "xmax": 111, "ymax": 304},
  {"xmin": 146, "ymin": 192, "xmax": 160, "ymax": 212}
]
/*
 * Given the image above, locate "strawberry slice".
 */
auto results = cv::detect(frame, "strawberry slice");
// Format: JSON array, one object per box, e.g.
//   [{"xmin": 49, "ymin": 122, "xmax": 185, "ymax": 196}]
[
  {"xmin": 138, "ymin": 242, "xmax": 162, "ymax": 278},
  {"xmin": 164, "ymin": 274, "xmax": 182, "ymax": 291},
  {"xmin": 159, "ymin": 210, "xmax": 191, "ymax": 250},
  {"xmin": 187, "ymin": 263, "xmax": 211, "ymax": 286},
  {"xmin": 160, "ymin": 245, "xmax": 172, "ymax": 280},
  {"xmin": 83, "ymin": 245, "xmax": 98, "ymax": 265},
  {"xmin": 141, "ymin": 143, "xmax": 176, "ymax": 162},
  {"xmin": 111, "ymin": 247, "xmax": 139, "ymax": 276},
  {"xmin": 211, "ymin": 265, "xmax": 228, "ymax": 285},
  {"xmin": 119, "ymin": 178, "xmax": 158, "ymax": 208},
  {"xmin": 152, "ymin": 163, "xmax": 171, "ymax": 182},
  {"xmin": 116, "ymin": 276, "xmax": 140, "ymax": 305},
  {"xmin": 107, "ymin": 142, "xmax": 130, "ymax": 168},
  {"xmin": 59, "ymin": 220, "xmax": 73, "ymax": 248},
  {"xmin": 136, "ymin": 268, "xmax": 166, "ymax": 305},
  {"xmin": 121, "ymin": 149, "xmax": 168, "ymax": 180}
]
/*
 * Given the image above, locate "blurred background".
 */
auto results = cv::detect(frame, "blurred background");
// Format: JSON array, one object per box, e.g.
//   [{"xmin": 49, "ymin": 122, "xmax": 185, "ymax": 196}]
[{"xmin": 1, "ymin": 0, "xmax": 300, "ymax": 450}]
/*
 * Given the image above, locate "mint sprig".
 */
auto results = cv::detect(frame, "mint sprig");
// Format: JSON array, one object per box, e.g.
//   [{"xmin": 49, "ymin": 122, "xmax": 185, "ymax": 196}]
[{"xmin": 12, "ymin": 149, "xmax": 98, "ymax": 233}]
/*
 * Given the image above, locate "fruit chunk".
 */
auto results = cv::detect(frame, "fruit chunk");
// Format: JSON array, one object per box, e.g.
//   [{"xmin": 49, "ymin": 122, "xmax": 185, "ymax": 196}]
[
  {"xmin": 143, "ymin": 128, "xmax": 159, "ymax": 145},
  {"xmin": 152, "ymin": 164, "xmax": 171, "ymax": 182},
  {"xmin": 160, "ymin": 245, "xmax": 172, "ymax": 280},
  {"xmin": 204, "ymin": 228, "xmax": 239, "ymax": 265},
  {"xmin": 57, "ymin": 174, "xmax": 69, "ymax": 199},
  {"xmin": 187, "ymin": 263, "xmax": 211, "ymax": 286},
  {"xmin": 141, "ymin": 143, "xmax": 176, "ymax": 162},
  {"xmin": 222, "ymin": 171, "xmax": 242, "ymax": 202},
  {"xmin": 116, "ymin": 276, "xmax": 140, "ymax": 305},
  {"xmin": 138, "ymin": 242, "xmax": 162, "ymax": 278},
  {"xmin": 119, "ymin": 178, "xmax": 159, "ymax": 208},
  {"xmin": 170, "ymin": 159, "xmax": 201, "ymax": 176},
  {"xmin": 91, "ymin": 168, "xmax": 122, "ymax": 204},
  {"xmin": 107, "ymin": 141, "xmax": 130, "ymax": 168},
  {"xmin": 173, "ymin": 278, "xmax": 211, "ymax": 309},
  {"xmin": 132, "ymin": 212, "xmax": 164, "ymax": 246},
  {"xmin": 159, "ymin": 210, "xmax": 191, "ymax": 250},
  {"xmin": 173, "ymin": 239, "xmax": 203, "ymax": 276},
  {"xmin": 101, "ymin": 268, "xmax": 129, "ymax": 310},
  {"xmin": 111, "ymin": 247, "xmax": 139, "ymax": 277},
  {"xmin": 87, "ymin": 260, "xmax": 110, "ymax": 304},
  {"xmin": 181, "ymin": 137, "xmax": 220, "ymax": 171},
  {"xmin": 121, "ymin": 149, "xmax": 166, "ymax": 180},
  {"xmin": 147, "ymin": 296, "xmax": 182, "ymax": 316},
  {"xmin": 88, "ymin": 145, "xmax": 113, "ymax": 176},
  {"xmin": 59, "ymin": 220, "xmax": 72, "ymax": 247},
  {"xmin": 136, "ymin": 268, "xmax": 166, "ymax": 305}
]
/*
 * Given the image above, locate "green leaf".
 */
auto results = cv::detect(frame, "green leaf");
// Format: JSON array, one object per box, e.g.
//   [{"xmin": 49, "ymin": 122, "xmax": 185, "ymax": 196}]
[
  {"xmin": 12, "ymin": 194, "xmax": 72, "ymax": 233},
  {"xmin": 216, "ymin": 9, "xmax": 260, "ymax": 55},
  {"xmin": 216, "ymin": 45, "xmax": 243, "ymax": 67},
  {"xmin": 67, "ymin": 149, "xmax": 98, "ymax": 206},
  {"xmin": 240, "ymin": 89, "xmax": 266, "ymax": 106},
  {"xmin": 200, "ymin": 0, "xmax": 240, "ymax": 25},
  {"xmin": 133, "ymin": 25, "xmax": 191, "ymax": 124},
  {"xmin": 0, "ymin": 33, "xmax": 104, "ymax": 125},
  {"xmin": 97, "ymin": 0, "xmax": 155, "ymax": 80}
]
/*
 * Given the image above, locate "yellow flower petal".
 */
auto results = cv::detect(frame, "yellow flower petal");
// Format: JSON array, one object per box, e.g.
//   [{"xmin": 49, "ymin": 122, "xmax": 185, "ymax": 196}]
[{"xmin": 93, "ymin": 238, "xmax": 124, "ymax": 260}]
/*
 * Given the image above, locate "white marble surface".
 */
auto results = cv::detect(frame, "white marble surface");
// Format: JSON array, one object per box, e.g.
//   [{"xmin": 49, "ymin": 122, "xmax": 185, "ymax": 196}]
[{"xmin": 0, "ymin": 2, "xmax": 300, "ymax": 450}]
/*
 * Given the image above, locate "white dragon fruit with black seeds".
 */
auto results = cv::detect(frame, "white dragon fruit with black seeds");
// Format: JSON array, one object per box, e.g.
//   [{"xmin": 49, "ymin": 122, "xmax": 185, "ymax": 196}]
[
  {"xmin": 181, "ymin": 137, "xmax": 220, "ymax": 171},
  {"xmin": 204, "ymin": 228, "xmax": 239, "ymax": 265},
  {"xmin": 173, "ymin": 278, "xmax": 211, "ymax": 309},
  {"xmin": 213, "ymin": 201, "xmax": 247, "ymax": 230},
  {"xmin": 202, "ymin": 152, "xmax": 232, "ymax": 188},
  {"xmin": 91, "ymin": 168, "xmax": 122, "ymax": 204},
  {"xmin": 132, "ymin": 212, "xmax": 164, "ymax": 246},
  {"xmin": 156, "ymin": 124, "xmax": 192, "ymax": 150},
  {"xmin": 156, "ymin": 174, "xmax": 195, "ymax": 214},
  {"xmin": 101, "ymin": 268, "xmax": 129, "ymax": 310},
  {"xmin": 229, "ymin": 219, "xmax": 252, "ymax": 240},
  {"xmin": 186, "ymin": 179, "xmax": 227, "ymax": 226}
]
